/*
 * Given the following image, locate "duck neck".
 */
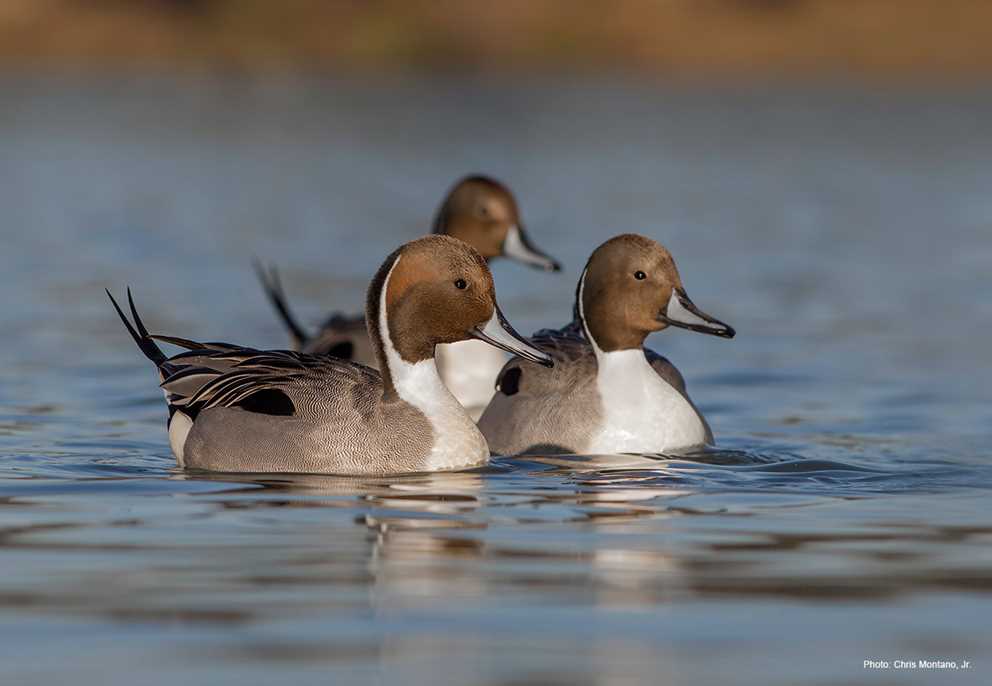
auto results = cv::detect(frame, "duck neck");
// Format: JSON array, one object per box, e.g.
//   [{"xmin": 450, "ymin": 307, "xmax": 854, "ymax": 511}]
[
  {"xmin": 366, "ymin": 255, "xmax": 454, "ymax": 409},
  {"xmin": 576, "ymin": 267, "xmax": 650, "ymax": 373}
]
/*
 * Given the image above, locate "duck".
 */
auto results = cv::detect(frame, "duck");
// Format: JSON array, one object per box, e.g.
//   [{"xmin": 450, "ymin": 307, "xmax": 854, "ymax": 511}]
[
  {"xmin": 477, "ymin": 233, "xmax": 734, "ymax": 456},
  {"xmin": 109, "ymin": 235, "xmax": 553, "ymax": 475},
  {"xmin": 254, "ymin": 174, "xmax": 561, "ymax": 417}
]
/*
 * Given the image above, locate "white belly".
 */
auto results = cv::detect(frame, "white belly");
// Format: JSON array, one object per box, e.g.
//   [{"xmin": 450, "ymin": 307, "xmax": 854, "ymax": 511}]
[
  {"xmin": 586, "ymin": 349, "xmax": 707, "ymax": 454},
  {"xmin": 436, "ymin": 339, "xmax": 508, "ymax": 419},
  {"xmin": 168, "ymin": 411, "xmax": 194, "ymax": 467}
]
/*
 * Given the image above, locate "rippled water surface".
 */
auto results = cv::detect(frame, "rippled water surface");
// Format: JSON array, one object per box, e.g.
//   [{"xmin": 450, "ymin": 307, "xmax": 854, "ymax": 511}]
[{"xmin": 2, "ymin": 75, "xmax": 991, "ymax": 685}]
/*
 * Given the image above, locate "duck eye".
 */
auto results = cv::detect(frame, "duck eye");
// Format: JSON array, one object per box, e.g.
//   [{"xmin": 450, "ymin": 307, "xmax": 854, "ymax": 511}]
[
  {"xmin": 454, "ymin": 278, "xmax": 468, "ymax": 290},
  {"xmin": 634, "ymin": 270, "xmax": 647, "ymax": 280}
]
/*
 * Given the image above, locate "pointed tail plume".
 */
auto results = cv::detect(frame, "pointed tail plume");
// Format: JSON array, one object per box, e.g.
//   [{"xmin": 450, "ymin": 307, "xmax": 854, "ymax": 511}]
[{"xmin": 106, "ymin": 288, "xmax": 168, "ymax": 367}]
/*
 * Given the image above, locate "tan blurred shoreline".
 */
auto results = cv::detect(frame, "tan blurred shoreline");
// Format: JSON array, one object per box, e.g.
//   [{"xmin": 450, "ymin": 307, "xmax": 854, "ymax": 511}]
[{"xmin": 1, "ymin": 0, "xmax": 990, "ymax": 79}]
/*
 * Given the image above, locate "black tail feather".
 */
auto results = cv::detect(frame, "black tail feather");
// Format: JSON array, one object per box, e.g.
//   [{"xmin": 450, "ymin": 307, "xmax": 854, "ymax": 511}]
[
  {"xmin": 148, "ymin": 334, "xmax": 242, "ymax": 354},
  {"xmin": 107, "ymin": 288, "xmax": 167, "ymax": 367},
  {"xmin": 253, "ymin": 259, "xmax": 310, "ymax": 348},
  {"xmin": 127, "ymin": 288, "xmax": 152, "ymax": 339},
  {"xmin": 149, "ymin": 334, "xmax": 210, "ymax": 350}
]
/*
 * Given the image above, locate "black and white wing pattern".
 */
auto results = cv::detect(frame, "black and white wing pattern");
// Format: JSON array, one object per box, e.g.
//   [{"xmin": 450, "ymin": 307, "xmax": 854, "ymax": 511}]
[
  {"xmin": 157, "ymin": 341, "xmax": 381, "ymax": 421},
  {"xmin": 108, "ymin": 288, "xmax": 381, "ymax": 422}
]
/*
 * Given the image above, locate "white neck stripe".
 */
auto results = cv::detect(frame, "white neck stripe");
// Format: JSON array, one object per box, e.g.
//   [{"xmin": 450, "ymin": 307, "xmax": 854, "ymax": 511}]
[
  {"xmin": 378, "ymin": 255, "xmax": 403, "ymax": 375},
  {"xmin": 378, "ymin": 255, "xmax": 426, "ymax": 399},
  {"xmin": 577, "ymin": 267, "xmax": 604, "ymax": 359}
]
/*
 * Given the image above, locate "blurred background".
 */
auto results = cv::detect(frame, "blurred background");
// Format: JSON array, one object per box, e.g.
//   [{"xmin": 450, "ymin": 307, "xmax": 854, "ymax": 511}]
[
  {"xmin": 2, "ymin": 3, "xmax": 992, "ymax": 686},
  {"xmin": 1, "ymin": 0, "xmax": 991, "ymax": 76}
]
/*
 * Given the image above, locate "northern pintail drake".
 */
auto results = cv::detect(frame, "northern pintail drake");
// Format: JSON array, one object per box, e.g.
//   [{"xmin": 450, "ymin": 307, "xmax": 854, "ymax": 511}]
[
  {"xmin": 255, "ymin": 174, "xmax": 561, "ymax": 417},
  {"xmin": 110, "ymin": 236, "xmax": 552, "ymax": 475},
  {"xmin": 478, "ymin": 233, "xmax": 734, "ymax": 456}
]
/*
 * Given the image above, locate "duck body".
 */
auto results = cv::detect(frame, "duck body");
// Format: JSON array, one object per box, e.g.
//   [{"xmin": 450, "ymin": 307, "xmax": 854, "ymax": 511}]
[
  {"xmin": 170, "ymin": 349, "xmax": 485, "ymax": 475},
  {"xmin": 112, "ymin": 235, "xmax": 552, "ymax": 475},
  {"xmin": 479, "ymin": 234, "xmax": 734, "ymax": 456},
  {"xmin": 478, "ymin": 323, "xmax": 710, "ymax": 455}
]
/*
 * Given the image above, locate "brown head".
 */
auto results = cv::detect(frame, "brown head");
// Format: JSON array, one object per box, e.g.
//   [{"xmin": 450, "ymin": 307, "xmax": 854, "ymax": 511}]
[
  {"xmin": 433, "ymin": 175, "xmax": 561, "ymax": 272},
  {"xmin": 577, "ymin": 234, "xmax": 735, "ymax": 353},
  {"xmin": 366, "ymin": 235, "xmax": 552, "ymax": 397}
]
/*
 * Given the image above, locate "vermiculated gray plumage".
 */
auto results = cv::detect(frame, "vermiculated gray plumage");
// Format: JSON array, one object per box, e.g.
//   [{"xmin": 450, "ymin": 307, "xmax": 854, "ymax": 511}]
[{"xmin": 160, "ymin": 341, "xmax": 434, "ymax": 474}]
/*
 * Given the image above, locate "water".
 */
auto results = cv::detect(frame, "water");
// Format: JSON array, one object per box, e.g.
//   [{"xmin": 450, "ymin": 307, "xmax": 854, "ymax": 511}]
[{"xmin": 2, "ymin": 74, "xmax": 991, "ymax": 685}]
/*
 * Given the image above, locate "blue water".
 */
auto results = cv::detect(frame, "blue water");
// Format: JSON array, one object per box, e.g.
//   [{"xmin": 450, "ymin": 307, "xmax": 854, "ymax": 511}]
[{"xmin": 1, "ymin": 74, "xmax": 991, "ymax": 685}]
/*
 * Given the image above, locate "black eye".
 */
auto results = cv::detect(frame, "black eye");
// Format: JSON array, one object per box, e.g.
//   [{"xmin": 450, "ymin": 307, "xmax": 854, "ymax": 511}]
[
  {"xmin": 478, "ymin": 205, "xmax": 489, "ymax": 216},
  {"xmin": 454, "ymin": 278, "xmax": 467, "ymax": 290},
  {"xmin": 634, "ymin": 270, "xmax": 647, "ymax": 280}
]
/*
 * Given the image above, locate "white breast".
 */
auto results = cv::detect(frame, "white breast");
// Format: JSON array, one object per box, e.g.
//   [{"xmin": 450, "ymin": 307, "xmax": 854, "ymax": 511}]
[
  {"xmin": 436, "ymin": 339, "xmax": 507, "ymax": 420},
  {"xmin": 586, "ymin": 349, "xmax": 707, "ymax": 454},
  {"xmin": 390, "ymin": 357, "xmax": 490, "ymax": 470}
]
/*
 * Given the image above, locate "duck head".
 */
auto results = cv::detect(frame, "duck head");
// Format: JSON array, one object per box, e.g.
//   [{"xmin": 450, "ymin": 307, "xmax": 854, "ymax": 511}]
[
  {"xmin": 367, "ymin": 235, "xmax": 552, "ymax": 382},
  {"xmin": 433, "ymin": 175, "xmax": 561, "ymax": 272},
  {"xmin": 577, "ymin": 233, "xmax": 735, "ymax": 353}
]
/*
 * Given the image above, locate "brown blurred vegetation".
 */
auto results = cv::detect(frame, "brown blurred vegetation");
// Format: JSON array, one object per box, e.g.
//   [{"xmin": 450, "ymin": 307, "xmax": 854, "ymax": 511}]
[{"xmin": 0, "ymin": 0, "xmax": 990, "ymax": 77}]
